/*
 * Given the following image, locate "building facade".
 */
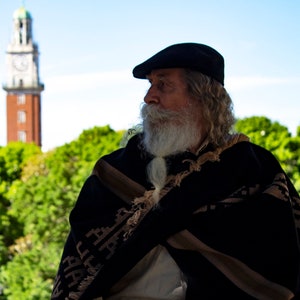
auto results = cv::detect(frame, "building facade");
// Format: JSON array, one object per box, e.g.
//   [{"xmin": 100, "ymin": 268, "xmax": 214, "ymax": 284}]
[{"xmin": 2, "ymin": 6, "xmax": 44, "ymax": 147}]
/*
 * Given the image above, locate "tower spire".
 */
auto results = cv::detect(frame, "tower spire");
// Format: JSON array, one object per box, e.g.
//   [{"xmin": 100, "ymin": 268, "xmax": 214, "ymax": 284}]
[{"xmin": 2, "ymin": 5, "xmax": 44, "ymax": 147}]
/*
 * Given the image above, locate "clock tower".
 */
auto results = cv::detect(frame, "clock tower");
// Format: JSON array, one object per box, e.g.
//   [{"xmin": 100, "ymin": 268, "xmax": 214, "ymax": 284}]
[{"xmin": 2, "ymin": 6, "xmax": 44, "ymax": 147}]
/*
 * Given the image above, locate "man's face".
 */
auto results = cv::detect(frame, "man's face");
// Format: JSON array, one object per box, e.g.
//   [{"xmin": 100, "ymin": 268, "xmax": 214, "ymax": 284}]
[{"xmin": 144, "ymin": 68, "xmax": 190, "ymax": 111}]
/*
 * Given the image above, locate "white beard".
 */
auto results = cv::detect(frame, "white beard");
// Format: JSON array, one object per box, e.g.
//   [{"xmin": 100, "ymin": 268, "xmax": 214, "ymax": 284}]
[{"xmin": 141, "ymin": 103, "xmax": 202, "ymax": 202}]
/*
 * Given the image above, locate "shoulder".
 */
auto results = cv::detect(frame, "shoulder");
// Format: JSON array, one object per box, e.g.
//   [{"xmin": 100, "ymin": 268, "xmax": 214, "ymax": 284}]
[
  {"xmin": 227, "ymin": 138, "xmax": 280, "ymax": 164},
  {"xmin": 93, "ymin": 133, "xmax": 150, "ymax": 186},
  {"xmin": 220, "ymin": 136, "xmax": 284, "ymax": 177},
  {"xmin": 92, "ymin": 133, "xmax": 143, "ymax": 166},
  {"xmin": 220, "ymin": 134, "xmax": 277, "ymax": 160}
]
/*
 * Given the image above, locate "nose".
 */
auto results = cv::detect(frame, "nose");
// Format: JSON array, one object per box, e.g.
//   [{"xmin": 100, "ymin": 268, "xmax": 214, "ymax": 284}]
[{"xmin": 144, "ymin": 86, "xmax": 159, "ymax": 104}]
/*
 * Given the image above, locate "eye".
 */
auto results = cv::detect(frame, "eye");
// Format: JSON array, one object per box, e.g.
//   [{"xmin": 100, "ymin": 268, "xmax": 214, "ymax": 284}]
[
  {"xmin": 157, "ymin": 80, "xmax": 165, "ymax": 89},
  {"xmin": 147, "ymin": 79, "xmax": 165, "ymax": 91},
  {"xmin": 157, "ymin": 80, "xmax": 166, "ymax": 90}
]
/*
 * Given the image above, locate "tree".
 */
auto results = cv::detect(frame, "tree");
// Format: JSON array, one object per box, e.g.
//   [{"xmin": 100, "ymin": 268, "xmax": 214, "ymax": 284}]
[
  {"xmin": 0, "ymin": 126, "xmax": 124, "ymax": 300},
  {"xmin": 235, "ymin": 116, "xmax": 300, "ymax": 190},
  {"xmin": 0, "ymin": 142, "xmax": 41, "ymax": 266}
]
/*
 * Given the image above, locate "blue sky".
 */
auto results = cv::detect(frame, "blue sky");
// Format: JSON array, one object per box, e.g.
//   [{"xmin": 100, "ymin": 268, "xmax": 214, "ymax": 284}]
[{"xmin": 0, "ymin": 0, "xmax": 299, "ymax": 151}]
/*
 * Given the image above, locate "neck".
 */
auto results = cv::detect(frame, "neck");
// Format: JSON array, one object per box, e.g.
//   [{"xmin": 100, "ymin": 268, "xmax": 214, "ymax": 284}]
[{"xmin": 187, "ymin": 131, "xmax": 208, "ymax": 154}]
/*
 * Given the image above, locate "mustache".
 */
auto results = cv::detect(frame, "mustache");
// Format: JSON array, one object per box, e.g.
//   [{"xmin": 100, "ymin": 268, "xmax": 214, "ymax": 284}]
[{"xmin": 141, "ymin": 104, "xmax": 182, "ymax": 122}]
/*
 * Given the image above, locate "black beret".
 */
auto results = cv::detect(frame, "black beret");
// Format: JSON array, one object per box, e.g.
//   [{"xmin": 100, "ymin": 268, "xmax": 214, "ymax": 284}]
[{"xmin": 132, "ymin": 43, "xmax": 224, "ymax": 85}]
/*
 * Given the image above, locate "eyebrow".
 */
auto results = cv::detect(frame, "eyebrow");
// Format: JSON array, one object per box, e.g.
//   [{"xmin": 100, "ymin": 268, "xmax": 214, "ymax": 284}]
[{"xmin": 146, "ymin": 72, "xmax": 172, "ymax": 81}]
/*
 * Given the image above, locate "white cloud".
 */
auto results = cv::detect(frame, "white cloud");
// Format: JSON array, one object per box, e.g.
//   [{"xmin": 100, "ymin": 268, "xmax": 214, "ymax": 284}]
[
  {"xmin": 45, "ymin": 70, "xmax": 134, "ymax": 93},
  {"xmin": 226, "ymin": 76, "xmax": 300, "ymax": 90},
  {"xmin": 45, "ymin": 72, "xmax": 300, "ymax": 95}
]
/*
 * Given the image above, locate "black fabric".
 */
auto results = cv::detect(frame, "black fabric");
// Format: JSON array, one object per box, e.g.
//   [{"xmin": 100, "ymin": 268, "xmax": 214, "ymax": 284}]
[
  {"xmin": 132, "ymin": 43, "xmax": 225, "ymax": 85},
  {"xmin": 51, "ymin": 134, "xmax": 300, "ymax": 299}
]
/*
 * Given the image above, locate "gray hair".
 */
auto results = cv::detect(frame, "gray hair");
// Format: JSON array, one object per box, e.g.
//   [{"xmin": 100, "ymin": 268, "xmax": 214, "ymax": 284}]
[{"xmin": 184, "ymin": 69, "xmax": 236, "ymax": 147}]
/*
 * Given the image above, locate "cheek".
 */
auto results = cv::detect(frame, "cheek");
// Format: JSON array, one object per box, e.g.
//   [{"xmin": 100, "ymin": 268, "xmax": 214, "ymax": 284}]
[
  {"xmin": 159, "ymin": 92, "xmax": 191, "ymax": 111},
  {"xmin": 169, "ymin": 98, "xmax": 190, "ymax": 111},
  {"xmin": 160, "ymin": 102, "xmax": 178, "ymax": 111}
]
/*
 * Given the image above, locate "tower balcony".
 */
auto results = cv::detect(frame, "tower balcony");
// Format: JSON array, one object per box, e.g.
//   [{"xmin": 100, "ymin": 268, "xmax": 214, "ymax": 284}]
[{"xmin": 2, "ymin": 82, "xmax": 44, "ymax": 93}]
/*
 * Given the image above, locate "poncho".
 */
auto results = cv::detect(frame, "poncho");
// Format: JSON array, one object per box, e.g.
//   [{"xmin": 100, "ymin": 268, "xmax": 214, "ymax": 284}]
[{"xmin": 51, "ymin": 133, "xmax": 300, "ymax": 300}]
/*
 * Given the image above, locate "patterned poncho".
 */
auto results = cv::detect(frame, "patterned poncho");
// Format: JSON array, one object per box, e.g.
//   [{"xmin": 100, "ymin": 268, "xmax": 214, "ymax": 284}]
[{"xmin": 51, "ymin": 134, "xmax": 300, "ymax": 300}]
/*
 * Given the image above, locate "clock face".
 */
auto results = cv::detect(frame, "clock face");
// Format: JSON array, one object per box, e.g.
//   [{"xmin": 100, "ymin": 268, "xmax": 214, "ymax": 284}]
[{"xmin": 13, "ymin": 55, "xmax": 29, "ymax": 71}]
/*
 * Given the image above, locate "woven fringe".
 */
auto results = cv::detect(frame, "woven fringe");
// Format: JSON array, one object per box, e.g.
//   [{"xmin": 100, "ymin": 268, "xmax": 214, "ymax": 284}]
[{"xmin": 123, "ymin": 133, "xmax": 249, "ymax": 238}]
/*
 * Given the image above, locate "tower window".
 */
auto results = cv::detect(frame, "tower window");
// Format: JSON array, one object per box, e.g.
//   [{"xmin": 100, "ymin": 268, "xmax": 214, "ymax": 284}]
[
  {"xmin": 18, "ymin": 131, "xmax": 26, "ymax": 142},
  {"xmin": 17, "ymin": 94, "xmax": 26, "ymax": 105},
  {"xmin": 19, "ymin": 21, "xmax": 24, "ymax": 44},
  {"xmin": 18, "ymin": 111, "xmax": 26, "ymax": 123}
]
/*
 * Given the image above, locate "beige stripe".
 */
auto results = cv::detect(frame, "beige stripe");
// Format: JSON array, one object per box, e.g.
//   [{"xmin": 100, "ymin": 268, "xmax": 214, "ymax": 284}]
[
  {"xmin": 92, "ymin": 159, "xmax": 146, "ymax": 205},
  {"xmin": 168, "ymin": 230, "xmax": 294, "ymax": 300}
]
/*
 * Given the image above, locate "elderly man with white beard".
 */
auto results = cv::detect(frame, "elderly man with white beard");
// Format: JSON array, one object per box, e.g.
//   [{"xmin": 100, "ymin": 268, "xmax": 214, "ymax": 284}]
[{"xmin": 51, "ymin": 43, "xmax": 300, "ymax": 300}]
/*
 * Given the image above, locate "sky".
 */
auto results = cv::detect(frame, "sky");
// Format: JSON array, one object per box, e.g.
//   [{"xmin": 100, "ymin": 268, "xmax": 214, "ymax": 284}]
[{"xmin": 0, "ymin": 0, "xmax": 299, "ymax": 151}]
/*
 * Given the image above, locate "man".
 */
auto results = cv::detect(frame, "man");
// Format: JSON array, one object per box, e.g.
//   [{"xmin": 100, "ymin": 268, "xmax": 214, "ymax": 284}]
[{"xmin": 51, "ymin": 43, "xmax": 300, "ymax": 299}]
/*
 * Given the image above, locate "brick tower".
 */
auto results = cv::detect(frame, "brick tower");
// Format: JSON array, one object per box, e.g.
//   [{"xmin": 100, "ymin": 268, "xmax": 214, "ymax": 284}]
[{"xmin": 2, "ymin": 6, "xmax": 44, "ymax": 147}]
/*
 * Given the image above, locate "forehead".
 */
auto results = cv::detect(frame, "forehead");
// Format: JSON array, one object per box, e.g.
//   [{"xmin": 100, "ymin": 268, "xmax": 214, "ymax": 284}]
[{"xmin": 146, "ymin": 68, "xmax": 185, "ymax": 80}]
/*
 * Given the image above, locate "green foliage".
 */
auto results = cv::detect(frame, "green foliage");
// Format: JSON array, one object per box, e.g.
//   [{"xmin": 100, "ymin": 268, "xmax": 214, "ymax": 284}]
[
  {"xmin": 0, "ymin": 142, "xmax": 41, "ymax": 183},
  {"xmin": 297, "ymin": 126, "xmax": 300, "ymax": 137},
  {"xmin": 234, "ymin": 116, "xmax": 291, "ymax": 150},
  {"xmin": 0, "ymin": 244, "xmax": 56, "ymax": 300},
  {"xmin": 0, "ymin": 142, "xmax": 42, "ymax": 265},
  {"xmin": 0, "ymin": 126, "xmax": 123, "ymax": 300},
  {"xmin": 235, "ymin": 116, "xmax": 300, "ymax": 189}
]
